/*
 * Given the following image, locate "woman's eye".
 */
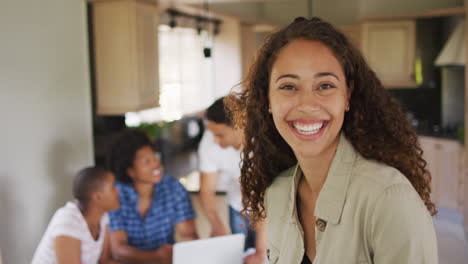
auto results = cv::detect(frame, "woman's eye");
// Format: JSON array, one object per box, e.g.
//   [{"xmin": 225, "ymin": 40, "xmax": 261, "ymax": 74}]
[
  {"xmin": 279, "ymin": 84, "xmax": 296, "ymax": 90},
  {"xmin": 319, "ymin": 83, "xmax": 334, "ymax": 90}
]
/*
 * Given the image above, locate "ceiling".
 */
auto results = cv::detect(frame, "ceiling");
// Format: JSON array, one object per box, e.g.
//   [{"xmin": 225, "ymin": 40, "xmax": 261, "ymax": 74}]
[
  {"xmin": 157, "ymin": 0, "xmax": 275, "ymax": 3},
  {"xmin": 155, "ymin": 0, "xmax": 463, "ymax": 26}
]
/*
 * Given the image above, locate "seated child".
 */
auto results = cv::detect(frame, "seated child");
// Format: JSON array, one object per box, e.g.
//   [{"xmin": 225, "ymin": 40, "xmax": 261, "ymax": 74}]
[{"xmin": 31, "ymin": 167, "xmax": 120, "ymax": 264}]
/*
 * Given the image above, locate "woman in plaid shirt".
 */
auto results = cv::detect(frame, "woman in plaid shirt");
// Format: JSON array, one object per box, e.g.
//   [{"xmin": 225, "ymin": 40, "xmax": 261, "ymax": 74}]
[{"xmin": 107, "ymin": 129, "xmax": 198, "ymax": 264}]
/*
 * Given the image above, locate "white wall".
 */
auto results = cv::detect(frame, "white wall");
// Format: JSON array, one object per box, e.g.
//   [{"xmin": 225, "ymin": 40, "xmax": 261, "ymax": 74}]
[{"xmin": 0, "ymin": 0, "xmax": 94, "ymax": 263}]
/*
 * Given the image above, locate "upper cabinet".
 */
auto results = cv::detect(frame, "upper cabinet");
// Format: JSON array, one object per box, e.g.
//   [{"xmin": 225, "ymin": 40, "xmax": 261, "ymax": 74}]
[
  {"xmin": 92, "ymin": 0, "xmax": 160, "ymax": 115},
  {"xmin": 338, "ymin": 25, "xmax": 362, "ymax": 50},
  {"xmin": 361, "ymin": 20, "xmax": 417, "ymax": 88}
]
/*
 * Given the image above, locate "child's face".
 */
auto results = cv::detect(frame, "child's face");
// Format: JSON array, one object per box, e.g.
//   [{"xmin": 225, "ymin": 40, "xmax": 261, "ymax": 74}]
[{"xmin": 99, "ymin": 172, "xmax": 120, "ymax": 211}]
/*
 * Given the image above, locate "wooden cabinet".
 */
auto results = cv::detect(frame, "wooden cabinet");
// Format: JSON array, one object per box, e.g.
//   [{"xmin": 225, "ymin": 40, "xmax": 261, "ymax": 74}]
[
  {"xmin": 240, "ymin": 23, "xmax": 256, "ymax": 78},
  {"xmin": 361, "ymin": 20, "xmax": 417, "ymax": 88},
  {"xmin": 92, "ymin": 0, "xmax": 160, "ymax": 115},
  {"xmin": 338, "ymin": 25, "xmax": 361, "ymax": 50},
  {"xmin": 419, "ymin": 136, "xmax": 464, "ymax": 211}
]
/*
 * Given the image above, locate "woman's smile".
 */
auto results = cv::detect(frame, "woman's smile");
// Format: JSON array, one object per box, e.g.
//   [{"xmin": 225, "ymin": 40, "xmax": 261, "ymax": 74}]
[{"xmin": 288, "ymin": 120, "xmax": 329, "ymax": 139}]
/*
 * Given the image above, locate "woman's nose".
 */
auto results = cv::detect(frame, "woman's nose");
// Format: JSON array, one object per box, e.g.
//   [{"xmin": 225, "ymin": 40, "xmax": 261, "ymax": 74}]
[{"xmin": 296, "ymin": 91, "xmax": 320, "ymax": 113}]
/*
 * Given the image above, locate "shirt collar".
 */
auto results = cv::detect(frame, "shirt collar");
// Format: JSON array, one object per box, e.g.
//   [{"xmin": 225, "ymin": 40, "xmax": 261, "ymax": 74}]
[
  {"xmin": 288, "ymin": 133, "xmax": 356, "ymax": 225},
  {"xmin": 118, "ymin": 177, "xmax": 165, "ymax": 203},
  {"xmin": 117, "ymin": 182, "xmax": 139, "ymax": 202}
]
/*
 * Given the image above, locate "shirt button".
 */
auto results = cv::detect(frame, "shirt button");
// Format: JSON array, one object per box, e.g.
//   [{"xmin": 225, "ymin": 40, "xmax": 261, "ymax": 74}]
[{"xmin": 315, "ymin": 218, "xmax": 327, "ymax": 232}]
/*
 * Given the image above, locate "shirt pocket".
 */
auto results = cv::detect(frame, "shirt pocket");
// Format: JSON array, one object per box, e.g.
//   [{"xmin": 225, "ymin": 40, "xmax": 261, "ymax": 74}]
[{"xmin": 267, "ymin": 242, "xmax": 280, "ymax": 264}]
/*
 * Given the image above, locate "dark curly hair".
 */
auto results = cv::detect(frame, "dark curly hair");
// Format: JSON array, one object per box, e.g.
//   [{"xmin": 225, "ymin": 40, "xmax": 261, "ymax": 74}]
[
  {"xmin": 226, "ymin": 17, "xmax": 436, "ymax": 225},
  {"xmin": 106, "ymin": 129, "xmax": 156, "ymax": 183}
]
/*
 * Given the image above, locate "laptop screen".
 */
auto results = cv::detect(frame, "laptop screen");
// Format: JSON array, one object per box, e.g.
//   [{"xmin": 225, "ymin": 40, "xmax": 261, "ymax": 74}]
[{"xmin": 173, "ymin": 234, "xmax": 245, "ymax": 264}]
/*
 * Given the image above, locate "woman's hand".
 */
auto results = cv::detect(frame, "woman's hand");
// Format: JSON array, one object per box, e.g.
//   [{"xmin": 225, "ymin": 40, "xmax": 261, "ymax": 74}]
[
  {"xmin": 154, "ymin": 244, "xmax": 173, "ymax": 264},
  {"xmin": 243, "ymin": 251, "xmax": 266, "ymax": 264}
]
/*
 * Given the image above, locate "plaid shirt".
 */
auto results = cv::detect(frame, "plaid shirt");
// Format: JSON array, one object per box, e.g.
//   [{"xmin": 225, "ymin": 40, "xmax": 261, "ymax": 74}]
[{"xmin": 109, "ymin": 175, "xmax": 196, "ymax": 250}]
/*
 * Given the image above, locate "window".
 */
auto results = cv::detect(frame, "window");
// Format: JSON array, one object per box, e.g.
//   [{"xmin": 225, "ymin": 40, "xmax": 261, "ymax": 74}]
[{"xmin": 126, "ymin": 25, "xmax": 215, "ymax": 126}]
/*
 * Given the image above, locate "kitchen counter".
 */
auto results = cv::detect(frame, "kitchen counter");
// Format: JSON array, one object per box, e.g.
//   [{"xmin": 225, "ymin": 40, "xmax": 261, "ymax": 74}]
[{"xmin": 178, "ymin": 170, "xmax": 227, "ymax": 195}]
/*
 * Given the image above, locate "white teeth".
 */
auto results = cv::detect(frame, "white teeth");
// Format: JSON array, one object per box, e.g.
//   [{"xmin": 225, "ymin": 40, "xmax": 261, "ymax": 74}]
[
  {"xmin": 152, "ymin": 170, "xmax": 160, "ymax": 176},
  {"xmin": 293, "ymin": 122, "xmax": 324, "ymax": 135}
]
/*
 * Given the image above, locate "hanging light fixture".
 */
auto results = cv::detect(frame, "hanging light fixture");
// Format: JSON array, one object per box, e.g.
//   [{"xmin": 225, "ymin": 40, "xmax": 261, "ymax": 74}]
[{"xmin": 168, "ymin": 9, "xmax": 177, "ymax": 28}]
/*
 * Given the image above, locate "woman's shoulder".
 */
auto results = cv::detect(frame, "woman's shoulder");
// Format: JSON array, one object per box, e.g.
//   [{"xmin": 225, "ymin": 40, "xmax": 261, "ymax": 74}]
[
  {"xmin": 348, "ymin": 157, "xmax": 427, "ymax": 213},
  {"xmin": 265, "ymin": 166, "xmax": 296, "ymax": 208},
  {"xmin": 268, "ymin": 166, "xmax": 296, "ymax": 191},
  {"xmin": 159, "ymin": 174, "xmax": 189, "ymax": 194},
  {"xmin": 352, "ymin": 156, "xmax": 413, "ymax": 192},
  {"xmin": 160, "ymin": 174, "xmax": 181, "ymax": 186}
]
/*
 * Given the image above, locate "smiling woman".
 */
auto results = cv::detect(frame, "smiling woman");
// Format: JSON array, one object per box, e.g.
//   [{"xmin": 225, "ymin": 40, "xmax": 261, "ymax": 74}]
[
  {"xmin": 106, "ymin": 129, "xmax": 198, "ymax": 264},
  {"xmin": 226, "ymin": 17, "xmax": 438, "ymax": 264}
]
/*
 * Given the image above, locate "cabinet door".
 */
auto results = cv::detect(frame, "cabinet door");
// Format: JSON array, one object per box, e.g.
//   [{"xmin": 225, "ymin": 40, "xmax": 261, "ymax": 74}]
[
  {"xmin": 93, "ymin": 0, "xmax": 159, "ymax": 115},
  {"xmin": 136, "ymin": 1, "xmax": 160, "ymax": 110},
  {"xmin": 338, "ymin": 25, "xmax": 361, "ymax": 50},
  {"xmin": 434, "ymin": 139, "xmax": 463, "ymax": 211},
  {"xmin": 362, "ymin": 20, "xmax": 417, "ymax": 88}
]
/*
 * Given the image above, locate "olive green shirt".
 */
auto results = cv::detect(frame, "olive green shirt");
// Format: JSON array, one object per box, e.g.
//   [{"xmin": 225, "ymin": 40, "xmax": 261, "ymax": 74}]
[{"xmin": 265, "ymin": 134, "xmax": 438, "ymax": 264}]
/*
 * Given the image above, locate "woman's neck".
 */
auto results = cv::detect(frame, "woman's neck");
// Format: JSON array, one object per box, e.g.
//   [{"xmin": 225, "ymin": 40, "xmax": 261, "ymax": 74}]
[
  {"xmin": 296, "ymin": 141, "xmax": 339, "ymax": 194},
  {"xmin": 133, "ymin": 182, "xmax": 154, "ymax": 199}
]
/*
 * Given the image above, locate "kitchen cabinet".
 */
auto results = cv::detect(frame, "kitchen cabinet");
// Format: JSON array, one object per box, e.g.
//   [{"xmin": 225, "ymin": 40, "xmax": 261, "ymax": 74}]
[
  {"xmin": 92, "ymin": 0, "xmax": 160, "ymax": 115},
  {"xmin": 338, "ymin": 25, "xmax": 361, "ymax": 50},
  {"xmin": 240, "ymin": 23, "xmax": 256, "ymax": 78},
  {"xmin": 419, "ymin": 136, "xmax": 464, "ymax": 212},
  {"xmin": 361, "ymin": 20, "xmax": 417, "ymax": 88}
]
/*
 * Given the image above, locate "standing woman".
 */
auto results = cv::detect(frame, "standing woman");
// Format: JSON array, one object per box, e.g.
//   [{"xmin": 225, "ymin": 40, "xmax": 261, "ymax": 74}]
[
  {"xmin": 107, "ymin": 129, "xmax": 197, "ymax": 264},
  {"xmin": 227, "ymin": 17, "xmax": 438, "ymax": 264}
]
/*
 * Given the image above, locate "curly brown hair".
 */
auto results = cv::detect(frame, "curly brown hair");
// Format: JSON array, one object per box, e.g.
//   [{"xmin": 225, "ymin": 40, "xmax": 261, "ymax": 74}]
[{"xmin": 226, "ymin": 17, "xmax": 436, "ymax": 225}]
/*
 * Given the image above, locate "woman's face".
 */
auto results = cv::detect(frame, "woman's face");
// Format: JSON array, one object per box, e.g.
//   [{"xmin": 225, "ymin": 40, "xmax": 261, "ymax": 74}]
[
  {"xmin": 268, "ymin": 39, "xmax": 349, "ymax": 160},
  {"xmin": 127, "ymin": 145, "xmax": 163, "ymax": 184}
]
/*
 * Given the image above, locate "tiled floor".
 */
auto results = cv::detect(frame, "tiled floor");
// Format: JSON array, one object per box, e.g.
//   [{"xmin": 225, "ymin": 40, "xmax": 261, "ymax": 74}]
[{"xmin": 433, "ymin": 208, "xmax": 468, "ymax": 263}]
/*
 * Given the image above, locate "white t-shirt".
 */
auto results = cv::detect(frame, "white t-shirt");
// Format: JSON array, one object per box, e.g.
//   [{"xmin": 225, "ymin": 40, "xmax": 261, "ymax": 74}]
[
  {"xmin": 198, "ymin": 130, "xmax": 243, "ymax": 212},
  {"xmin": 31, "ymin": 201, "xmax": 109, "ymax": 264}
]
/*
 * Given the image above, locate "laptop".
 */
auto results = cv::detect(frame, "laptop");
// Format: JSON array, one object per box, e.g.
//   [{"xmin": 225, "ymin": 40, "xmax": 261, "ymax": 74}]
[{"xmin": 173, "ymin": 234, "xmax": 245, "ymax": 264}]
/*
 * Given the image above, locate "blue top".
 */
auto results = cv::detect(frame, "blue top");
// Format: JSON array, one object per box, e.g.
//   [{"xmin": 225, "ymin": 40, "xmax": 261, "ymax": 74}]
[{"xmin": 109, "ymin": 175, "xmax": 196, "ymax": 250}]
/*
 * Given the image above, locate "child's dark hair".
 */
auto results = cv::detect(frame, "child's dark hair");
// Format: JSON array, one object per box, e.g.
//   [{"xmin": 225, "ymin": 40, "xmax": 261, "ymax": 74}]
[{"xmin": 73, "ymin": 166, "xmax": 109, "ymax": 211}]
